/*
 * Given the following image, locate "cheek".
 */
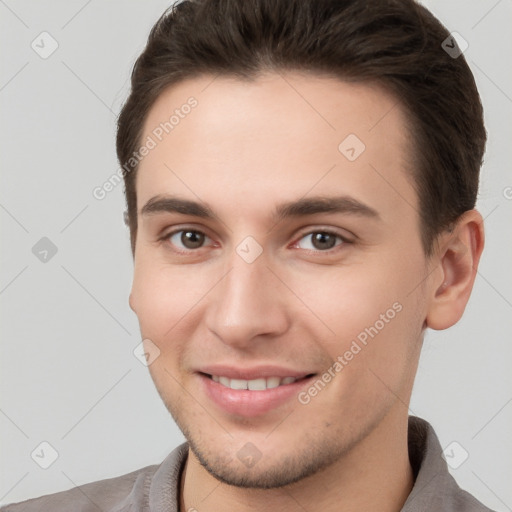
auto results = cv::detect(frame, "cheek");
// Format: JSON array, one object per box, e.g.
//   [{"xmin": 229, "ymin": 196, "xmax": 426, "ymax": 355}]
[
  {"xmin": 291, "ymin": 257, "xmax": 422, "ymax": 389},
  {"xmin": 289, "ymin": 261, "xmax": 405, "ymax": 342},
  {"xmin": 131, "ymin": 264, "xmax": 205, "ymax": 395},
  {"xmin": 131, "ymin": 259, "xmax": 210, "ymax": 339}
]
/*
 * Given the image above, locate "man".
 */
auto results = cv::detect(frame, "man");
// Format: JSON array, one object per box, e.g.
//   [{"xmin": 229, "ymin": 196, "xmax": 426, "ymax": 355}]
[{"xmin": 3, "ymin": 0, "xmax": 494, "ymax": 510}]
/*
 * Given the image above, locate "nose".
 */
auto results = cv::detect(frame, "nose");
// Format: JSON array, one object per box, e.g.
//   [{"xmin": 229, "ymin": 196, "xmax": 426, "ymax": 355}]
[{"xmin": 204, "ymin": 251, "xmax": 290, "ymax": 349}]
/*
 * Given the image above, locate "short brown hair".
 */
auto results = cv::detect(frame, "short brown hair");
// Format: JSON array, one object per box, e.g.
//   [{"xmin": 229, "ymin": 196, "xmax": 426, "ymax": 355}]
[{"xmin": 116, "ymin": 0, "xmax": 486, "ymax": 257}]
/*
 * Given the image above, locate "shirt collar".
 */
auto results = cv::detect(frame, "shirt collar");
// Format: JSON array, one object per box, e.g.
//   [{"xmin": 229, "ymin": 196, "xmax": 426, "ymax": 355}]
[{"xmin": 147, "ymin": 416, "xmax": 468, "ymax": 512}]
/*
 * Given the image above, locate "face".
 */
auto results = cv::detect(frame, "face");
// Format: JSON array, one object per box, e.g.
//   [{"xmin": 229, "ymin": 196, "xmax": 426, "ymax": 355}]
[{"xmin": 130, "ymin": 72, "xmax": 431, "ymax": 488}]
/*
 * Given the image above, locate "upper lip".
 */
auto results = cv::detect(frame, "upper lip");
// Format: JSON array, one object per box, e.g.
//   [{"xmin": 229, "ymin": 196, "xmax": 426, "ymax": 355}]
[{"xmin": 197, "ymin": 365, "xmax": 315, "ymax": 380}]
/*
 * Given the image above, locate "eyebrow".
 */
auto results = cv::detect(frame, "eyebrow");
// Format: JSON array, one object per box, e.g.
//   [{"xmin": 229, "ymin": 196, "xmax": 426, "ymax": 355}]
[
  {"xmin": 273, "ymin": 196, "xmax": 380, "ymax": 222},
  {"xmin": 140, "ymin": 194, "xmax": 380, "ymax": 222}
]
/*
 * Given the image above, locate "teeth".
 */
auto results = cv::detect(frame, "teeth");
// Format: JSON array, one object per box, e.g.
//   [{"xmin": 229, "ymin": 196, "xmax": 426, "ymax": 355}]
[
  {"xmin": 266, "ymin": 377, "xmax": 281, "ymax": 389},
  {"xmin": 230, "ymin": 378, "xmax": 248, "ymax": 390},
  {"xmin": 219, "ymin": 376, "xmax": 230, "ymax": 387},
  {"xmin": 248, "ymin": 378, "xmax": 266, "ymax": 391},
  {"xmin": 211, "ymin": 375, "xmax": 299, "ymax": 390}
]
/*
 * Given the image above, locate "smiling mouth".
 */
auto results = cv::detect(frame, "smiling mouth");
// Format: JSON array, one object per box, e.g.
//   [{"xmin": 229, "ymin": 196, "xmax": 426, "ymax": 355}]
[{"xmin": 200, "ymin": 372, "xmax": 316, "ymax": 391}]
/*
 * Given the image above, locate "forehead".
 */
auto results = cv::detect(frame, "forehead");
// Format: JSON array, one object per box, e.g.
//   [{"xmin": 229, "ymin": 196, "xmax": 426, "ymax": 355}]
[{"xmin": 136, "ymin": 72, "xmax": 416, "ymax": 224}]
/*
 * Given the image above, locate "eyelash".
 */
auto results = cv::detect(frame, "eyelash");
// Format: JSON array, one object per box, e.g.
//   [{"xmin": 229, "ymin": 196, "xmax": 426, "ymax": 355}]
[{"xmin": 159, "ymin": 227, "xmax": 350, "ymax": 255}]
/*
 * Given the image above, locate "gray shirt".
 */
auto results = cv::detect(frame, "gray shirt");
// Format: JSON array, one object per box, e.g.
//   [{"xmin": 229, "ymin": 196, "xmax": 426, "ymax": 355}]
[{"xmin": 1, "ymin": 416, "xmax": 495, "ymax": 511}]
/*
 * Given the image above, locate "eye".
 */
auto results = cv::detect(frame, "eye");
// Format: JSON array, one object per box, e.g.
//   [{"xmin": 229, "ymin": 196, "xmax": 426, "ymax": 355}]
[
  {"xmin": 165, "ymin": 229, "xmax": 213, "ymax": 251},
  {"xmin": 295, "ymin": 231, "xmax": 346, "ymax": 251}
]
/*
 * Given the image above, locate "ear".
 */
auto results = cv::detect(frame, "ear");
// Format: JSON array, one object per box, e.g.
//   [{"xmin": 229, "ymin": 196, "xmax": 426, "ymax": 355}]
[
  {"xmin": 129, "ymin": 291, "xmax": 137, "ymax": 313},
  {"xmin": 425, "ymin": 209, "xmax": 485, "ymax": 330}
]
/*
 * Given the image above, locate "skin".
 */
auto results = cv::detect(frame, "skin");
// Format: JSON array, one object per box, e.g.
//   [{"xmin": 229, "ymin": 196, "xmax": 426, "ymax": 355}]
[{"xmin": 128, "ymin": 72, "xmax": 484, "ymax": 512}]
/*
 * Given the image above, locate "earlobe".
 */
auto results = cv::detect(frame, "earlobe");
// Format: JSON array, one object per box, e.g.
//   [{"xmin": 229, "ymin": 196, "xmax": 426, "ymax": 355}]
[
  {"xmin": 426, "ymin": 210, "xmax": 485, "ymax": 330},
  {"xmin": 129, "ymin": 292, "xmax": 137, "ymax": 313}
]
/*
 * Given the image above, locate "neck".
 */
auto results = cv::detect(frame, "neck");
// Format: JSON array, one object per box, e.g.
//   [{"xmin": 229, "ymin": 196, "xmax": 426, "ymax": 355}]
[{"xmin": 180, "ymin": 407, "xmax": 414, "ymax": 512}]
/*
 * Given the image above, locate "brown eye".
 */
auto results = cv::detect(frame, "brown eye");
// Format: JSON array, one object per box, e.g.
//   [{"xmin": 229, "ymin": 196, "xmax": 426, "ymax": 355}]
[
  {"xmin": 312, "ymin": 232, "xmax": 337, "ymax": 250},
  {"xmin": 181, "ymin": 230, "xmax": 205, "ymax": 248},
  {"xmin": 296, "ymin": 231, "xmax": 344, "ymax": 251},
  {"xmin": 167, "ymin": 230, "xmax": 209, "ymax": 250}
]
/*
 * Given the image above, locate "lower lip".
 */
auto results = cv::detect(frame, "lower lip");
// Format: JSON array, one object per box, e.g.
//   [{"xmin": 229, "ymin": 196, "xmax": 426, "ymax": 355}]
[{"xmin": 199, "ymin": 373, "xmax": 315, "ymax": 417}]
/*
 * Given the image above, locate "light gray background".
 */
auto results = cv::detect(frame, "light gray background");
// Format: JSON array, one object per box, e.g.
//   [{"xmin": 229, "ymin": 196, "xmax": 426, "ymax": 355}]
[{"xmin": 1, "ymin": 0, "xmax": 511, "ymax": 508}]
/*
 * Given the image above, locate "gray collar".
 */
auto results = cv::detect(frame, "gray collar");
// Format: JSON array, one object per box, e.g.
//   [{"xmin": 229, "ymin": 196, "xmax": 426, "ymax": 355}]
[{"xmin": 147, "ymin": 416, "xmax": 493, "ymax": 512}]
